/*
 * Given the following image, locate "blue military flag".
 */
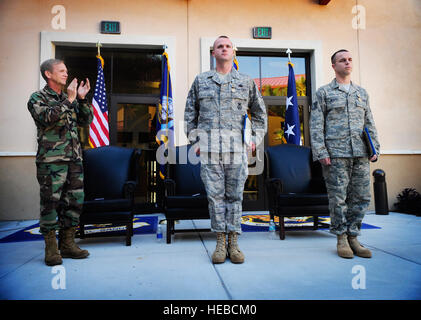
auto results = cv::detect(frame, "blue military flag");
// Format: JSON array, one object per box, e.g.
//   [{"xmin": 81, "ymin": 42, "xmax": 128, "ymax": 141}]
[
  {"xmin": 284, "ymin": 62, "xmax": 301, "ymax": 145},
  {"xmin": 233, "ymin": 56, "xmax": 239, "ymax": 70},
  {"xmin": 156, "ymin": 52, "xmax": 174, "ymax": 179}
]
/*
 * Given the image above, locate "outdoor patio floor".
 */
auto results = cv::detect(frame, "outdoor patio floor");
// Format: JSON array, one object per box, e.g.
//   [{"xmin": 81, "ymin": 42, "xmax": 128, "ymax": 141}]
[{"xmin": 0, "ymin": 211, "xmax": 420, "ymax": 302}]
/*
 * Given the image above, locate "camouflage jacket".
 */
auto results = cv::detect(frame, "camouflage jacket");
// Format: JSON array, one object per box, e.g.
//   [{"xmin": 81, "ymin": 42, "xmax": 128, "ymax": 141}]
[
  {"xmin": 27, "ymin": 85, "xmax": 93, "ymax": 163},
  {"xmin": 184, "ymin": 68, "xmax": 267, "ymax": 153},
  {"xmin": 310, "ymin": 78, "xmax": 380, "ymax": 161}
]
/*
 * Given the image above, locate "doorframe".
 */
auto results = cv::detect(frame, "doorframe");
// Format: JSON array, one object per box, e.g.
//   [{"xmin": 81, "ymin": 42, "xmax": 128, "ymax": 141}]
[{"xmin": 39, "ymin": 31, "xmax": 176, "ymax": 91}]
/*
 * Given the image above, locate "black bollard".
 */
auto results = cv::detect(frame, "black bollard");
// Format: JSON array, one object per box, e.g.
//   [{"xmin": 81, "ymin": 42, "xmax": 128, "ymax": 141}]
[{"xmin": 373, "ymin": 169, "xmax": 389, "ymax": 215}]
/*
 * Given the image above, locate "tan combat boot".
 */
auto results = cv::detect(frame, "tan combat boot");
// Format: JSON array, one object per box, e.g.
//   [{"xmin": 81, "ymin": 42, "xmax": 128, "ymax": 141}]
[
  {"xmin": 348, "ymin": 235, "xmax": 372, "ymax": 258},
  {"xmin": 336, "ymin": 234, "xmax": 354, "ymax": 259},
  {"xmin": 227, "ymin": 232, "xmax": 245, "ymax": 264},
  {"xmin": 43, "ymin": 230, "xmax": 62, "ymax": 266},
  {"xmin": 212, "ymin": 232, "xmax": 227, "ymax": 264},
  {"xmin": 59, "ymin": 227, "xmax": 89, "ymax": 259}
]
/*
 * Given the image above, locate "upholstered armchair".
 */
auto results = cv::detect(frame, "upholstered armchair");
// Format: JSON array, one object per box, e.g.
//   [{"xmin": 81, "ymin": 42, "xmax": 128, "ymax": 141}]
[
  {"xmin": 265, "ymin": 144, "xmax": 329, "ymax": 239},
  {"xmin": 79, "ymin": 146, "xmax": 141, "ymax": 246},
  {"xmin": 163, "ymin": 145, "xmax": 210, "ymax": 243}
]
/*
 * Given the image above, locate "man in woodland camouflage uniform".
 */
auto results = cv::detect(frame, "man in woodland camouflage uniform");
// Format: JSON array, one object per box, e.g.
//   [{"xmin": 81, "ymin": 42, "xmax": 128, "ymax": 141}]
[
  {"xmin": 28, "ymin": 59, "xmax": 93, "ymax": 266},
  {"xmin": 310, "ymin": 49, "xmax": 380, "ymax": 259},
  {"xmin": 184, "ymin": 36, "xmax": 267, "ymax": 264}
]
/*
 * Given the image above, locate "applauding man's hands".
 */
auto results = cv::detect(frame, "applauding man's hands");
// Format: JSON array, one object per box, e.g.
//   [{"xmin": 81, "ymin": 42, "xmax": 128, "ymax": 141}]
[
  {"xmin": 77, "ymin": 78, "xmax": 91, "ymax": 99},
  {"xmin": 67, "ymin": 78, "xmax": 91, "ymax": 103},
  {"xmin": 67, "ymin": 78, "xmax": 78, "ymax": 103}
]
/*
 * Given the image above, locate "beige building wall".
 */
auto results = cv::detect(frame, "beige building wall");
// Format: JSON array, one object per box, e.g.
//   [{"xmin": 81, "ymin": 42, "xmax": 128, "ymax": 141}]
[{"xmin": 0, "ymin": 0, "xmax": 420, "ymax": 220}]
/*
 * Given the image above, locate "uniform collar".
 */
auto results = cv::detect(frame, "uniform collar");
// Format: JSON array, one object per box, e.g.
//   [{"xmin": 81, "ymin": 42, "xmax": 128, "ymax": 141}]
[
  {"xmin": 330, "ymin": 78, "xmax": 358, "ymax": 95},
  {"xmin": 210, "ymin": 67, "xmax": 240, "ymax": 84},
  {"xmin": 43, "ymin": 85, "xmax": 67, "ymax": 100}
]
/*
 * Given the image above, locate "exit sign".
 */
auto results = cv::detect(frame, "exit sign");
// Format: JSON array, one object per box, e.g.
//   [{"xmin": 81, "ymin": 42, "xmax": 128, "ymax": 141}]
[
  {"xmin": 253, "ymin": 27, "xmax": 272, "ymax": 39},
  {"xmin": 100, "ymin": 21, "xmax": 120, "ymax": 34}
]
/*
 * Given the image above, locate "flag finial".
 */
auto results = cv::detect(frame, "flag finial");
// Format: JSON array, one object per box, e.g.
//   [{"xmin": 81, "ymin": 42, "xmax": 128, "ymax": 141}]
[
  {"xmin": 96, "ymin": 41, "xmax": 102, "ymax": 57},
  {"xmin": 286, "ymin": 48, "xmax": 292, "ymax": 63}
]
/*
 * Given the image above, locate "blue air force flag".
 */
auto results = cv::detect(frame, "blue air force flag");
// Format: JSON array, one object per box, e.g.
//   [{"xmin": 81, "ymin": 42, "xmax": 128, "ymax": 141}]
[
  {"xmin": 156, "ymin": 52, "xmax": 174, "ymax": 179},
  {"xmin": 284, "ymin": 62, "xmax": 301, "ymax": 145}
]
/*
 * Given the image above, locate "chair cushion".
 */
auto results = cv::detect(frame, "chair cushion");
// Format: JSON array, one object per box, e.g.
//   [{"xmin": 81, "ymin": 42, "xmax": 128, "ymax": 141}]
[
  {"xmin": 276, "ymin": 205, "xmax": 329, "ymax": 216},
  {"xmin": 166, "ymin": 195, "xmax": 208, "ymax": 209},
  {"xmin": 83, "ymin": 146, "xmax": 136, "ymax": 200},
  {"xmin": 278, "ymin": 193, "xmax": 328, "ymax": 206},
  {"xmin": 170, "ymin": 145, "xmax": 207, "ymax": 196},
  {"xmin": 266, "ymin": 144, "xmax": 313, "ymax": 193},
  {"xmin": 80, "ymin": 210, "xmax": 132, "ymax": 224},
  {"xmin": 165, "ymin": 208, "xmax": 210, "ymax": 220},
  {"xmin": 83, "ymin": 199, "xmax": 132, "ymax": 213}
]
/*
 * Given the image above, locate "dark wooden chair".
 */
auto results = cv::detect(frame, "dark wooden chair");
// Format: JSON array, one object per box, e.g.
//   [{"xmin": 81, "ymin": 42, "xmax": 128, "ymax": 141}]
[
  {"xmin": 163, "ymin": 144, "xmax": 210, "ymax": 243},
  {"xmin": 265, "ymin": 144, "xmax": 329, "ymax": 239},
  {"xmin": 79, "ymin": 146, "xmax": 141, "ymax": 246}
]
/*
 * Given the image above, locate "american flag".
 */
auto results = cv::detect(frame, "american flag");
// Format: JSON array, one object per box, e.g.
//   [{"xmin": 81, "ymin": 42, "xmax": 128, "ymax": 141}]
[{"xmin": 89, "ymin": 55, "xmax": 109, "ymax": 148}]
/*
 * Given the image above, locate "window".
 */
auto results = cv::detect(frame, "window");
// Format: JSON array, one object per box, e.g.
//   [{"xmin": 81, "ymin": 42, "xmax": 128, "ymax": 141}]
[{"xmin": 212, "ymin": 52, "xmax": 311, "ymax": 146}]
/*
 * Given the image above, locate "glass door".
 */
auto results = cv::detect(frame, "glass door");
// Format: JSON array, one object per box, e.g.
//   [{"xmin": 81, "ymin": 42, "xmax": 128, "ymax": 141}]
[{"xmin": 110, "ymin": 95, "xmax": 161, "ymax": 212}]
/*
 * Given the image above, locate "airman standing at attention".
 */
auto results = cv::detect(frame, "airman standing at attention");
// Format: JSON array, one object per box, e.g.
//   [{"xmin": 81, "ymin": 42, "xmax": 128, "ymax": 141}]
[
  {"xmin": 310, "ymin": 49, "xmax": 380, "ymax": 259},
  {"xmin": 184, "ymin": 36, "xmax": 267, "ymax": 264}
]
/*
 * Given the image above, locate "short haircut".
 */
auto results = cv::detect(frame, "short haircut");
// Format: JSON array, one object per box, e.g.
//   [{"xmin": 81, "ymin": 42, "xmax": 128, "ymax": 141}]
[
  {"xmin": 213, "ymin": 35, "xmax": 232, "ymax": 49},
  {"xmin": 40, "ymin": 59, "xmax": 64, "ymax": 81},
  {"xmin": 331, "ymin": 49, "xmax": 349, "ymax": 64}
]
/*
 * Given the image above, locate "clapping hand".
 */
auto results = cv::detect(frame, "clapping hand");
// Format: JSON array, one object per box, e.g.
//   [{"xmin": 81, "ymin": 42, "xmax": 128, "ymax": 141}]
[
  {"xmin": 77, "ymin": 78, "xmax": 91, "ymax": 99},
  {"xmin": 66, "ymin": 78, "xmax": 78, "ymax": 103}
]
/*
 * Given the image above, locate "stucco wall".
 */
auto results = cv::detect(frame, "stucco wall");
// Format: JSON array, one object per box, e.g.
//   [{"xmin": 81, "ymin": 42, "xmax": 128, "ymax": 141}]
[{"xmin": 0, "ymin": 0, "xmax": 420, "ymax": 220}]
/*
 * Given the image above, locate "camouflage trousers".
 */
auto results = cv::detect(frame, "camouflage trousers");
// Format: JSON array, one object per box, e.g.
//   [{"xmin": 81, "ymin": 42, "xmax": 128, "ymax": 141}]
[
  {"xmin": 322, "ymin": 157, "xmax": 371, "ymax": 236},
  {"xmin": 36, "ymin": 161, "xmax": 84, "ymax": 235},
  {"xmin": 200, "ymin": 152, "xmax": 248, "ymax": 234}
]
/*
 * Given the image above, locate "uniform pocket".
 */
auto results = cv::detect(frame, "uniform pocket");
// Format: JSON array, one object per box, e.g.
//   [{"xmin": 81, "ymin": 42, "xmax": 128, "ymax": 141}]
[
  {"xmin": 198, "ymin": 90, "xmax": 215, "ymax": 100},
  {"xmin": 231, "ymin": 89, "xmax": 248, "ymax": 114}
]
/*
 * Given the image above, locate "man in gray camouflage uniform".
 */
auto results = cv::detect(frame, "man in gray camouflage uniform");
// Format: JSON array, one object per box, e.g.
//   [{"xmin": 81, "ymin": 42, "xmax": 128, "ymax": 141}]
[
  {"xmin": 310, "ymin": 49, "xmax": 380, "ymax": 259},
  {"xmin": 184, "ymin": 36, "xmax": 267, "ymax": 264},
  {"xmin": 28, "ymin": 59, "xmax": 93, "ymax": 266}
]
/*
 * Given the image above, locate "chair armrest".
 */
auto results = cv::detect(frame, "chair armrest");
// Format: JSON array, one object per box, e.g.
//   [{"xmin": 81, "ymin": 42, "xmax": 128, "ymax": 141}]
[
  {"xmin": 265, "ymin": 178, "xmax": 283, "ymax": 214},
  {"xmin": 163, "ymin": 179, "xmax": 176, "ymax": 196},
  {"xmin": 123, "ymin": 181, "xmax": 137, "ymax": 200}
]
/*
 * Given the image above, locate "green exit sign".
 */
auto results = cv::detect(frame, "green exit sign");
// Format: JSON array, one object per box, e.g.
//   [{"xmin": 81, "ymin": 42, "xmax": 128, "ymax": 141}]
[
  {"xmin": 100, "ymin": 21, "xmax": 120, "ymax": 34},
  {"xmin": 253, "ymin": 27, "xmax": 272, "ymax": 39}
]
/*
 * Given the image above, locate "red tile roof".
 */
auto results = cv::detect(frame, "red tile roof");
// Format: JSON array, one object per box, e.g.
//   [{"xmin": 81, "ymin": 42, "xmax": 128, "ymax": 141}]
[{"xmin": 254, "ymin": 74, "xmax": 305, "ymax": 90}]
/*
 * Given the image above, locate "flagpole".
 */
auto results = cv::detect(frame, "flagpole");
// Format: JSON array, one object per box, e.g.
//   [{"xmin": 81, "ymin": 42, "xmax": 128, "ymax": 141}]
[{"xmin": 286, "ymin": 48, "xmax": 292, "ymax": 63}]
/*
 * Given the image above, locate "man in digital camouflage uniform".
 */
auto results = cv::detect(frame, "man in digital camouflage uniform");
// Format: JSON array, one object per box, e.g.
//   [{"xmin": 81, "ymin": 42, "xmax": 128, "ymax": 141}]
[
  {"xmin": 310, "ymin": 49, "xmax": 380, "ymax": 259},
  {"xmin": 28, "ymin": 59, "xmax": 93, "ymax": 266},
  {"xmin": 184, "ymin": 36, "xmax": 267, "ymax": 264}
]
